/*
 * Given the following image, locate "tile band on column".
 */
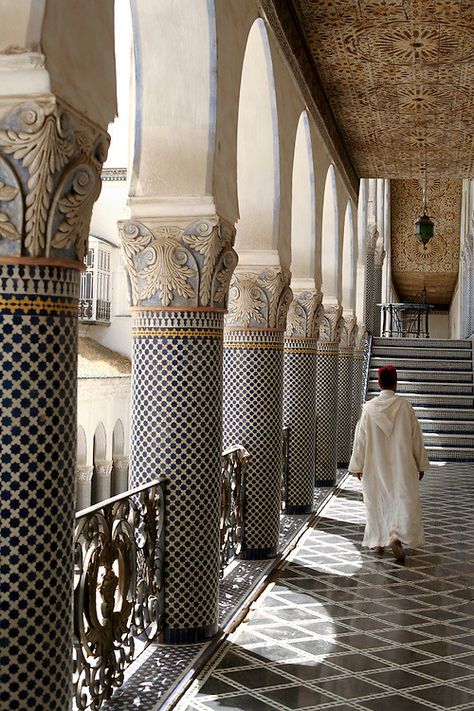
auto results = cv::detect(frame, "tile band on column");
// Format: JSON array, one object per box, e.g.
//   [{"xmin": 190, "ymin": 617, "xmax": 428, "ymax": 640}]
[
  {"xmin": 315, "ymin": 305, "xmax": 344, "ymax": 487},
  {"xmin": 283, "ymin": 290, "xmax": 323, "ymax": 515},
  {"xmin": 120, "ymin": 216, "xmax": 238, "ymax": 644},
  {"xmin": 223, "ymin": 268, "xmax": 292, "ymax": 559},
  {"xmin": 1, "ymin": 263, "xmax": 81, "ymax": 711},
  {"xmin": 337, "ymin": 317, "xmax": 357, "ymax": 468}
]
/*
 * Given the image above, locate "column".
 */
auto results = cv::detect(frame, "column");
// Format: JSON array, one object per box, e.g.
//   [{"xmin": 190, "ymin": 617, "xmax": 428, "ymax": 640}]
[
  {"xmin": 223, "ymin": 268, "xmax": 292, "ymax": 558},
  {"xmin": 0, "ymin": 98, "xmax": 108, "ymax": 709},
  {"xmin": 315, "ymin": 304, "xmax": 343, "ymax": 486},
  {"xmin": 283, "ymin": 290, "xmax": 323, "ymax": 514},
  {"xmin": 92, "ymin": 459, "xmax": 113, "ymax": 503},
  {"xmin": 461, "ymin": 234, "xmax": 474, "ymax": 338},
  {"xmin": 373, "ymin": 238, "xmax": 385, "ymax": 337},
  {"xmin": 364, "ymin": 223, "xmax": 378, "ymax": 333},
  {"xmin": 351, "ymin": 326, "xmax": 368, "ymax": 439},
  {"xmin": 119, "ymin": 217, "xmax": 237, "ymax": 643},
  {"xmin": 337, "ymin": 316, "xmax": 357, "ymax": 467},
  {"xmin": 112, "ymin": 454, "xmax": 129, "ymax": 495},
  {"xmin": 75, "ymin": 465, "xmax": 94, "ymax": 510}
]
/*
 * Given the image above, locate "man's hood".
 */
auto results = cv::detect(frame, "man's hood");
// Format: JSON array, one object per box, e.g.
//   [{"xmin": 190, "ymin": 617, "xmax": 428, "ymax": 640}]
[{"xmin": 363, "ymin": 390, "xmax": 402, "ymax": 437}]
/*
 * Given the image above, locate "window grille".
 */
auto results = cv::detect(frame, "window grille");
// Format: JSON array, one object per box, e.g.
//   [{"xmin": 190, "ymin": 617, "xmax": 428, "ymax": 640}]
[{"xmin": 79, "ymin": 237, "xmax": 112, "ymax": 323}]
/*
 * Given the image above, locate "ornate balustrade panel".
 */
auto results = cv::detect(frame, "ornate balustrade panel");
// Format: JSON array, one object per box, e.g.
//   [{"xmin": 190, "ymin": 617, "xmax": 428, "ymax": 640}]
[
  {"xmin": 220, "ymin": 446, "xmax": 249, "ymax": 576},
  {"xmin": 281, "ymin": 426, "xmax": 290, "ymax": 513},
  {"xmin": 72, "ymin": 479, "xmax": 166, "ymax": 710}
]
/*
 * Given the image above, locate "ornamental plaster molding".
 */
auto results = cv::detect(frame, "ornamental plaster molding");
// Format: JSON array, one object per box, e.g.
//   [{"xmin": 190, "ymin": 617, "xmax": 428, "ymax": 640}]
[
  {"xmin": 374, "ymin": 238, "xmax": 386, "ymax": 268},
  {"xmin": 95, "ymin": 460, "xmax": 113, "ymax": 479},
  {"xmin": 119, "ymin": 218, "xmax": 238, "ymax": 309},
  {"xmin": 318, "ymin": 303, "xmax": 344, "ymax": 342},
  {"xmin": 226, "ymin": 267, "xmax": 293, "ymax": 329},
  {"xmin": 0, "ymin": 98, "xmax": 109, "ymax": 263},
  {"xmin": 113, "ymin": 456, "xmax": 130, "ymax": 474},
  {"xmin": 285, "ymin": 290, "xmax": 323, "ymax": 338},
  {"xmin": 355, "ymin": 324, "xmax": 368, "ymax": 351},
  {"xmin": 366, "ymin": 223, "xmax": 379, "ymax": 256},
  {"xmin": 339, "ymin": 315, "xmax": 358, "ymax": 348},
  {"xmin": 76, "ymin": 465, "xmax": 94, "ymax": 484}
]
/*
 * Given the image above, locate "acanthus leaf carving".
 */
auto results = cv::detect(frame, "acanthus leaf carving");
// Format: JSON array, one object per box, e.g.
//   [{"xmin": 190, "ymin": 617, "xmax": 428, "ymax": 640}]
[
  {"xmin": 0, "ymin": 179, "xmax": 20, "ymax": 239},
  {"xmin": 285, "ymin": 290, "xmax": 323, "ymax": 338},
  {"xmin": 119, "ymin": 218, "xmax": 237, "ymax": 309},
  {"xmin": 339, "ymin": 315, "xmax": 357, "ymax": 347},
  {"xmin": 318, "ymin": 303, "xmax": 343, "ymax": 342},
  {"xmin": 0, "ymin": 99, "xmax": 109, "ymax": 262},
  {"xmin": 226, "ymin": 268, "xmax": 292, "ymax": 329}
]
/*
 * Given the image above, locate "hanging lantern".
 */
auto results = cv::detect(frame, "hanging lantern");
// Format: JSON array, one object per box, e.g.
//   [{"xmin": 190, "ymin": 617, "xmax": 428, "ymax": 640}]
[
  {"xmin": 415, "ymin": 170, "xmax": 435, "ymax": 247},
  {"xmin": 415, "ymin": 210, "xmax": 435, "ymax": 247}
]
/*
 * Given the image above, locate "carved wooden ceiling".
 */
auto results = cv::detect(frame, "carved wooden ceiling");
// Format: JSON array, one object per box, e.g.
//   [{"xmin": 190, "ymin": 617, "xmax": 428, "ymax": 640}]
[{"xmin": 291, "ymin": 0, "xmax": 474, "ymax": 179}]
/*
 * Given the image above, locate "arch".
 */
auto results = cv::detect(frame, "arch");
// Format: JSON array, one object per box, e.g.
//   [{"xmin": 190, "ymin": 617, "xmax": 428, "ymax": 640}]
[
  {"xmin": 320, "ymin": 164, "xmax": 339, "ymax": 300},
  {"xmin": 355, "ymin": 178, "xmax": 368, "ymax": 323},
  {"xmin": 128, "ymin": 0, "xmax": 217, "ymax": 201},
  {"xmin": 342, "ymin": 201, "xmax": 356, "ymax": 312},
  {"xmin": 112, "ymin": 419, "xmax": 125, "ymax": 457},
  {"xmin": 76, "ymin": 426, "xmax": 87, "ymax": 466},
  {"xmin": 291, "ymin": 111, "xmax": 316, "ymax": 280},
  {"xmin": 236, "ymin": 18, "xmax": 280, "ymax": 252},
  {"xmin": 93, "ymin": 422, "xmax": 107, "ymax": 461}
]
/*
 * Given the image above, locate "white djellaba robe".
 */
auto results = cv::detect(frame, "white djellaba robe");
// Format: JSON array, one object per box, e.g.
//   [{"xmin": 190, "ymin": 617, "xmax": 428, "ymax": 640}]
[{"xmin": 348, "ymin": 390, "xmax": 430, "ymax": 549}]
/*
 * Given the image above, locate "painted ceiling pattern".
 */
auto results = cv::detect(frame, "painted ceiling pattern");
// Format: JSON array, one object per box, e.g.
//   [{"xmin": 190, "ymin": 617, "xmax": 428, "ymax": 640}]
[
  {"xmin": 390, "ymin": 178, "xmax": 462, "ymax": 304},
  {"xmin": 293, "ymin": 0, "xmax": 474, "ymax": 179}
]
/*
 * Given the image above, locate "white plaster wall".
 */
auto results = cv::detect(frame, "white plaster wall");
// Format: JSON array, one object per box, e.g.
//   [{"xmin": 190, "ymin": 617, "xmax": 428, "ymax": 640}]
[
  {"xmin": 449, "ymin": 280, "xmax": 461, "ymax": 339},
  {"xmin": 41, "ymin": 0, "xmax": 116, "ymax": 127},
  {"xmin": 429, "ymin": 312, "xmax": 450, "ymax": 339},
  {"xmin": 77, "ymin": 378, "xmax": 131, "ymax": 467},
  {"xmin": 0, "ymin": 1, "xmax": 45, "ymax": 50}
]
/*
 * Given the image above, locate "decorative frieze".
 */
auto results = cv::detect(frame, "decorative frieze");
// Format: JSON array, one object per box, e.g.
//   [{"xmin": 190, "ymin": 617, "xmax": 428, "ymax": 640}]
[
  {"xmin": 0, "ymin": 98, "xmax": 109, "ymax": 262},
  {"xmin": 226, "ymin": 268, "xmax": 292, "ymax": 329},
  {"xmin": 119, "ymin": 218, "xmax": 237, "ymax": 309}
]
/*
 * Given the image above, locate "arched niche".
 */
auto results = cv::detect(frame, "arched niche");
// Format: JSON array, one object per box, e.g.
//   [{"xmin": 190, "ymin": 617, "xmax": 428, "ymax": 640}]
[
  {"xmin": 93, "ymin": 422, "xmax": 107, "ymax": 462},
  {"xmin": 128, "ymin": 0, "xmax": 217, "ymax": 202},
  {"xmin": 355, "ymin": 178, "xmax": 368, "ymax": 323},
  {"xmin": 76, "ymin": 426, "xmax": 87, "ymax": 466},
  {"xmin": 112, "ymin": 419, "xmax": 125, "ymax": 457},
  {"xmin": 342, "ymin": 201, "xmax": 357, "ymax": 313},
  {"xmin": 236, "ymin": 18, "xmax": 279, "ymax": 252},
  {"xmin": 291, "ymin": 111, "xmax": 315, "ymax": 280},
  {"xmin": 320, "ymin": 164, "xmax": 339, "ymax": 301}
]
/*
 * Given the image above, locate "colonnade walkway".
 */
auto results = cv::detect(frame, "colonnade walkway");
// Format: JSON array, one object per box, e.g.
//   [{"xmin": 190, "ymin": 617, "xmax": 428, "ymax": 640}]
[{"xmin": 180, "ymin": 463, "xmax": 474, "ymax": 711}]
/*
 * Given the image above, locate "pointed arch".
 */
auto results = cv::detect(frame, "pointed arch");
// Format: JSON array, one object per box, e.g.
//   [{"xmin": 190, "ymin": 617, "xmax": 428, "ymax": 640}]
[
  {"xmin": 93, "ymin": 422, "xmax": 107, "ymax": 461},
  {"xmin": 355, "ymin": 178, "xmax": 368, "ymax": 323},
  {"xmin": 236, "ymin": 18, "xmax": 279, "ymax": 252},
  {"xmin": 77, "ymin": 426, "xmax": 87, "ymax": 466},
  {"xmin": 291, "ymin": 111, "xmax": 316, "ymax": 279},
  {"xmin": 342, "ymin": 201, "xmax": 357, "ymax": 312},
  {"xmin": 112, "ymin": 419, "xmax": 125, "ymax": 457},
  {"xmin": 321, "ymin": 164, "xmax": 339, "ymax": 300}
]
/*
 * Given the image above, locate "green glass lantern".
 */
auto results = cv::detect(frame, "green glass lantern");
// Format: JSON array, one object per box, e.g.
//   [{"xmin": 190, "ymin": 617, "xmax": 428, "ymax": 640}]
[{"xmin": 415, "ymin": 209, "xmax": 435, "ymax": 247}]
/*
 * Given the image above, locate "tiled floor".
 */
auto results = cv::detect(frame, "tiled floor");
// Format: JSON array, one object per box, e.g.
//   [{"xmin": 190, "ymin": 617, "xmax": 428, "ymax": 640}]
[{"xmin": 181, "ymin": 463, "xmax": 474, "ymax": 711}]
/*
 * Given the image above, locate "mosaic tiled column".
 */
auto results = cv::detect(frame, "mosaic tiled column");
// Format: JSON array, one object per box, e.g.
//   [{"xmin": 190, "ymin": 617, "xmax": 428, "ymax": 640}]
[
  {"xmin": 315, "ymin": 305, "xmax": 343, "ymax": 486},
  {"xmin": 76, "ymin": 464, "xmax": 94, "ymax": 510},
  {"xmin": 92, "ymin": 459, "xmax": 113, "ymax": 503},
  {"xmin": 373, "ymin": 240, "xmax": 385, "ymax": 337},
  {"xmin": 283, "ymin": 291, "xmax": 323, "ymax": 514},
  {"xmin": 351, "ymin": 326, "xmax": 368, "ymax": 439},
  {"xmin": 112, "ymin": 454, "xmax": 129, "ymax": 495},
  {"xmin": 223, "ymin": 268, "xmax": 292, "ymax": 558},
  {"xmin": 119, "ymin": 217, "xmax": 237, "ymax": 643},
  {"xmin": 461, "ymin": 235, "xmax": 474, "ymax": 339},
  {"xmin": 0, "ymin": 99, "xmax": 108, "ymax": 709},
  {"xmin": 364, "ymin": 224, "xmax": 378, "ymax": 333},
  {"xmin": 337, "ymin": 316, "xmax": 357, "ymax": 467}
]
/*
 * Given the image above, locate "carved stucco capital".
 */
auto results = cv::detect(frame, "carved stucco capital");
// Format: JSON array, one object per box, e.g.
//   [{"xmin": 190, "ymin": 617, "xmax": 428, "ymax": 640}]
[
  {"xmin": 76, "ymin": 465, "xmax": 94, "ymax": 484},
  {"xmin": 366, "ymin": 222, "xmax": 379, "ymax": 256},
  {"xmin": 95, "ymin": 460, "xmax": 113, "ymax": 478},
  {"xmin": 318, "ymin": 303, "xmax": 344, "ymax": 343},
  {"xmin": 355, "ymin": 324, "xmax": 368, "ymax": 351},
  {"xmin": 285, "ymin": 290, "xmax": 323, "ymax": 338},
  {"xmin": 0, "ymin": 98, "xmax": 109, "ymax": 263},
  {"xmin": 226, "ymin": 267, "xmax": 293, "ymax": 329},
  {"xmin": 374, "ymin": 238, "xmax": 386, "ymax": 268},
  {"xmin": 339, "ymin": 315, "xmax": 358, "ymax": 348},
  {"xmin": 119, "ymin": 217, "xmax": 238, "ymax": 309},
  {"xmin": 113, "ymin": 455, "xmax": 129, "ymax": 474}
]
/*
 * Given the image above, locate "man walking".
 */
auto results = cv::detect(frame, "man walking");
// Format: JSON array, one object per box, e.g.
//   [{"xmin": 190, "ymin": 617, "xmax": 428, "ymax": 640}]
[{"xmin": 349, "ymin": 365, "xmax": 429, "ymax": 561}]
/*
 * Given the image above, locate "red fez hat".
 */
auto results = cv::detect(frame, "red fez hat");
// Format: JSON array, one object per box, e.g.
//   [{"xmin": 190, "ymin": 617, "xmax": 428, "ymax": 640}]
[{"xmin": 378, "ymin": 365, "xmax": 397, "ymax": 387}]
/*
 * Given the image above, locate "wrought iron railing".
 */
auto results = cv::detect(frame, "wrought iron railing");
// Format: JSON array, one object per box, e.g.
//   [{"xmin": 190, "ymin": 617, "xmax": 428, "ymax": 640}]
[
  {"xmin": 78, "ymin": 298, "xmax": 111, "ymax": 323},
  {"xmin": 220, "ymin": 446, "xmax": 248, "ymax": 575},
  {"xmin": 79, "ymin": 298, "xmax": 93, "ymax": 320},
  {"xmin": 281, "ymin": 426, "xmax": 290, "ymax": 513},
  {"xmin": 96, "ymin": 299, "xmax": 111, "ymax": 322},
  {"xmin": 72, "ymin": 478, "xmax": 166, "ymax": 710}
]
